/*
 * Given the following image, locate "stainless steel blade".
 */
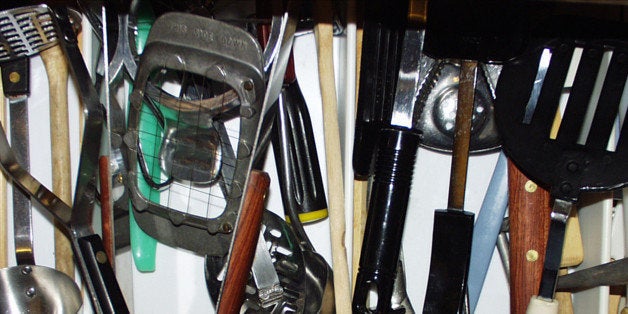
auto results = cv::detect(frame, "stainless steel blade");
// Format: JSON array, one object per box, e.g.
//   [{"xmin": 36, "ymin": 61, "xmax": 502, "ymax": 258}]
[{"xmin": 390, "ymin": 29, "xmax": 424, "ymax": 129}]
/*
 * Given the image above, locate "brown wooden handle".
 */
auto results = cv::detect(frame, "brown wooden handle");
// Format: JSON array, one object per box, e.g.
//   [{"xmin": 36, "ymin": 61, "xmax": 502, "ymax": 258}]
[
  {"xmin": 217, "ymin": 170, "xmax": 270, "ymax": 314},
  {"xmin": 508, "ymin": 160, "xmax": 552, "ymax": 314},
  {"xmin": 40, "ymin": 44, "xmax": 75, "ymax": 279},
  {"xmin": 99, "ymin": 156, "xmax": 114, "ymax": 264}
]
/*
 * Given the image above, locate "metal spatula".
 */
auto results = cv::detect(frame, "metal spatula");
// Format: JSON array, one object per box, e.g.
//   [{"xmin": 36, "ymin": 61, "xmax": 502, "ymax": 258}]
[{"xmin": 494, "ymin": 33, "xmax": 628, "ymax": 312}]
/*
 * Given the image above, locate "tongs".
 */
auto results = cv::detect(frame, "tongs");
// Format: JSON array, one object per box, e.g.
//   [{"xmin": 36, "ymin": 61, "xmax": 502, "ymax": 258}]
[{"xmin": 0, "ymin": 5, "xmax": 128, "ymax": 313}]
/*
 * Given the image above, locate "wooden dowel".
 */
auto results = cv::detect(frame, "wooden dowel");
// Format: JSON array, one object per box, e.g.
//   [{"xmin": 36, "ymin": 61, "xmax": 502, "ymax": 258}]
[
  {"xmin": 314, "ymin": 2, "xmax": 352, "ymax": 312},
  {"xmin": 41, "ymin": 44, "xmax": 75, "ymax": 279}
]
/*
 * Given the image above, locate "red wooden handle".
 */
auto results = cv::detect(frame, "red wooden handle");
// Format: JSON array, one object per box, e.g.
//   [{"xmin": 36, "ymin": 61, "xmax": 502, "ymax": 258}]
[
  {"xmin": 508, "ymin": 160, "xmax": 552, "ymax": 314},
  {"xmin": 217, "ymin": 170, "xmax": 270, "ymax": 314},
  {"xmin": 99, "ymin": 156, "xmax": 114, "ymax": 264}
]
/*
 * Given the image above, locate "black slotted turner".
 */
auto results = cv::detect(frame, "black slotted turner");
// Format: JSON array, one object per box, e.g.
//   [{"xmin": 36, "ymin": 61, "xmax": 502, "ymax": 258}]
[{"xmin": 495, "ymin": 35, "xmax": 628, "ymax": 312}]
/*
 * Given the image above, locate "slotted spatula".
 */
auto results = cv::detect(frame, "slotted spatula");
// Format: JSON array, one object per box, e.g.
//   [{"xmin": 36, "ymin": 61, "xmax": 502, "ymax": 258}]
[{"xmin": 495, "ymin": 35, "xmax": 628, "ymax": 312}]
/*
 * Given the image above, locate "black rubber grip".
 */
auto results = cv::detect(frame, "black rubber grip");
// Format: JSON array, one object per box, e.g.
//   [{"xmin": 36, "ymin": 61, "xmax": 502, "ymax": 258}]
[{"xmin": 353, "ymin": 128, "xmax": 421, "ymax": 313}]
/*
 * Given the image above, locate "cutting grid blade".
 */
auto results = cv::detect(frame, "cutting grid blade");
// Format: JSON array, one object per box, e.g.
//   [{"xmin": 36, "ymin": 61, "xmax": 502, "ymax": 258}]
[{"xmin": 136, "ymin": 70, "xmax": 241, "ymax": 221}]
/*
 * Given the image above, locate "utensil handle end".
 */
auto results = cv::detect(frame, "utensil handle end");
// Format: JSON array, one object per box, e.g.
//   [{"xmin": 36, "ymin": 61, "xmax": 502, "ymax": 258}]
[
  {"xmin": 77, "ymin": 234, "xmax": 129, "ymax": 314},
  {"xmin": 353, "ymin": 128, "xmax": 420, "ymax": 312},
  {"xmin": 526, "ymin": 296, "xmax": 558, "ymax": 314}
]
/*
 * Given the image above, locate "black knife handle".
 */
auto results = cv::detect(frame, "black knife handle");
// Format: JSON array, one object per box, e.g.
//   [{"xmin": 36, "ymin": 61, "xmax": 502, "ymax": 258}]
[
  {"xmin": 77, "ymin": 234, "xmax": 129, "ymax": 314},
  {"xmin": 353, "ymin": 128, "xmax": 420, "ymax": 313}
]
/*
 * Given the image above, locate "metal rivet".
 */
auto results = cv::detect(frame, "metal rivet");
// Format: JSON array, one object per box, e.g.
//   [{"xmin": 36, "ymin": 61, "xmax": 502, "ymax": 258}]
[
  {"xmin": 560, "ymin": 182, "xmax": 572, "ymax": 194},
  {"xmin": 9, "ymin": 71, "xmax": 20, "ymax": 83},
  {"xmin": 567, "ymin": 161, "xmax": 579, "ymax": 173},
  {"xmin": 524, "ymin": 180, "xmax": 537, "ymax": 193},
  {"xmin": 96, "ymin": 251, "xmax": 108, "ymax": 264},
  {"xmin": 221, "ymin": 223, "xmax": 233, "ymax": 233},
  {"xmin": 25, "ymin": 287, "xmax": 36, "ymax": 298},
  {"xmin": 21, "ymin": 266, "xmax": 32, "ymax": 275},
  {"xmin": 243, "ymin": 80, "xmax": 254, "ymax": 91},
  {"xmin": 526, "ymin": 250, "xmax": 539, "ymax": 262}
]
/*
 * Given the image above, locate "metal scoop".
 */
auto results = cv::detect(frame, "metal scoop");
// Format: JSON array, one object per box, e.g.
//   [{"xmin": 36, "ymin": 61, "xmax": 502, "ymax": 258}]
[{"xmin": 0, "ymin": 265, "xmax": 82, "ymax": 313}]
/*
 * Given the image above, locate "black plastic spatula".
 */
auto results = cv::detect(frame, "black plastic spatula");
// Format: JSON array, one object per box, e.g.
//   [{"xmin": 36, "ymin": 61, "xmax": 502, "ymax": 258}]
[
  {"xmin": 421, "ymin": 0, "xmax": 527, "ymax": 312},
  {"xmin": 495, "ymin": 32, "xmax": 628, "ymax": 312}
]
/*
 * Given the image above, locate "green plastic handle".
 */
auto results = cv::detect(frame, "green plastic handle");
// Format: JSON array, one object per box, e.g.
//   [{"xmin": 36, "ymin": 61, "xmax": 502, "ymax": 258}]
[{"xmin": 129, "ymin": 0, "xmax": 157, "ymax": 272}]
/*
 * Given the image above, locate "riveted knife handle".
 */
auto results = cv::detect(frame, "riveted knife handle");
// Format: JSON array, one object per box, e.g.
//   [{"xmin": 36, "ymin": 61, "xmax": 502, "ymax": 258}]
[
  {"xmin": 353, "ymin": 128, "xmax": 420, "ymax": 313},
  {"xmin": 76, "ymin": 234, "xmax": 129, "ymax": 314},
  {"xmin": 508, "ymin": 160, "xmax": 551, "ymax": 314}
]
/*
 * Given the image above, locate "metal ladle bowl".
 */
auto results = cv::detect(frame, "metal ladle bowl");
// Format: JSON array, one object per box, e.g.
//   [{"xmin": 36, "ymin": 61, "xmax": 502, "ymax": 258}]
[
  {"xmin": 416, "ymin": 60, "xmax": 501, "ymax": 154},
  {"xmin": 0, "ymin": 265, "xmax": 82, "ymax": 313}
]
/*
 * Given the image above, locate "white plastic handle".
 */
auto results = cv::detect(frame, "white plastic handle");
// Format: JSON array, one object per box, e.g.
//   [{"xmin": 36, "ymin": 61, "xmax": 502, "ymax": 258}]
[{"xmin": 526, "ymin": 296, "xmax": 559, "ymax": 314}]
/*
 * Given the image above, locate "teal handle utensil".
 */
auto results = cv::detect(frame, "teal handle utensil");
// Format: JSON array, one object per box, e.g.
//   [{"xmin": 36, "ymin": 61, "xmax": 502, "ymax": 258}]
[
  {"xmin": 129, "ymin": 0, "xmax": 157, "ymax": 272},
  {"xmin": 468, "ymin": 152, "xmax": 509, "ymax": 312}
]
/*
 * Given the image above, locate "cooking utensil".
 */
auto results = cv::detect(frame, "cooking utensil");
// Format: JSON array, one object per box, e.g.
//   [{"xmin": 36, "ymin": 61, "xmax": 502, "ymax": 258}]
[
  {"xmin": 273, "ymin": 83, "xmax": 335, "ymax": 313},
  {"xmin": 217, "ymin": 170, "xmax": 270, "ymax": 313},
  {"xmin": 423, "ymin": 59, "xmax": 477, "ymax": 314},
  {"xmin": 38, "ymin": 6, "xmax": 128, "ymax": 312},
  {"xmin": 0, "ymin": 68, "xmax": 5, "ymax": 269},
  {"xmin": 557, "ymin": 255, "xmax": 628, "ymax": 292},
  {"xmin": 0, "ymin": 7, "xmax": 82, "ymax": 313},
  {"xmin": 421, "ymin": 0, "xmax": 527, "ymax": 310},
  {"xmin": 467, "ymin": 152, "xmax": 509, "ymax": 312},
  {"xmin": 352, "ymin": 1, "xmax": 422, "ymax": 313},
  {"xmin": 41, "ymin": 35, "xmax": 75, "ymax": 281},
  {"xmin": 314, "ymin": 2, "xmax": 352, "ymax": 311},
  {"xmin": 271, "ymin": 80, "xmax": 328, "ymax": 222},
  {"xmin": 0, "ymin": 52, "xmax": 81, "ymax": 314},
  {"xmin": 125, "ymin": 12, "xmax": 265, "ymax": 256},
  {"xmin": 205, "ymin": 210, "xmax": 307, "ymax": 313},
  {"xmin": 3, "ymin": 58, "xmax": 33, "ymax": 269},
  {"xmin": 126, "ymin": 2, "xmax": 158, "ymax": 272},
  {"xmin": 494, "ymin": 32, "xmax": 628, "ymax": 312},
  {"xmin": 508, "ymin": 161, "xmax": 553, "ymax": 314},
  {"xmin": 0, "ymin": 265, "xmax": 81, "ymax": 313},
  {"xmin": 414, "ymin": 60, "xmax": 501, "ymax": 154},
  {"xmin": 351, "ymin": 1, "xmax": 366, "ymax": 289}
]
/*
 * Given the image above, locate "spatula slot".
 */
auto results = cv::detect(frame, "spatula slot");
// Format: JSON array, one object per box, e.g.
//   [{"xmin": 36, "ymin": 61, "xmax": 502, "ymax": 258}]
[
  {"xmin": 585, "ymin": 48, "xmax": 627, "ymax": 150},
  {"xmin": 526, "ymin": 43, "xmax": 574, "ymax": 141},
  {"xmin": 525, "ymin": 42, "xmax": 628, "ymax": 153},
  {"xmin": 549, "ymin": 47, "xmax": 584, "ymax": 140}
]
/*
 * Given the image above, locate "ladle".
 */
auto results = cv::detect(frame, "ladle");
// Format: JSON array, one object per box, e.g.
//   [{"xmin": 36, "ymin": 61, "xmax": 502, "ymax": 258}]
[{"xmin": 0, "ymin": 5, "xmax": 81, "ymax": 313}]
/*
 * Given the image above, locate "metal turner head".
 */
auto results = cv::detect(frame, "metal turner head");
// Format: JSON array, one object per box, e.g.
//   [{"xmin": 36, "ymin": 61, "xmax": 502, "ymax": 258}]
[{"xmin": 0, "ymin": 5, "xmax": 58, "ymax": 61}]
